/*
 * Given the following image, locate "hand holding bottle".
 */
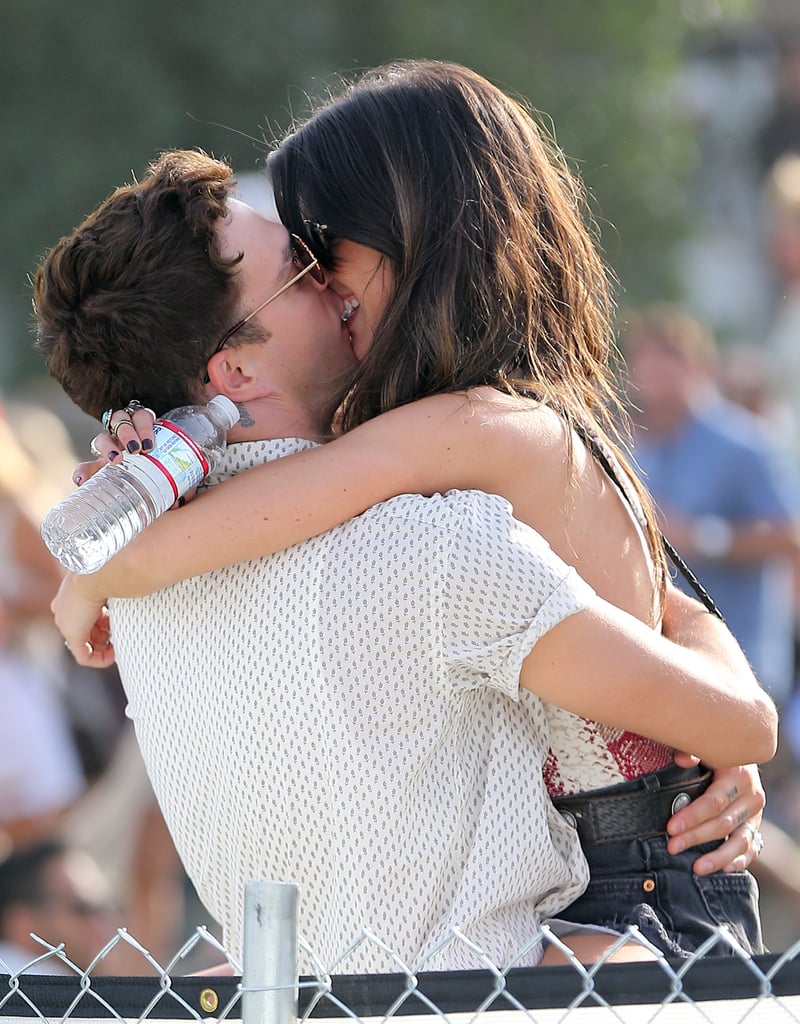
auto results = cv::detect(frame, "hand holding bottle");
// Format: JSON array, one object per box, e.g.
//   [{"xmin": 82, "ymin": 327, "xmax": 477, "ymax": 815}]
[
  {"xmin": 80, "ymin": 402, "xmax": 160, "ymax": 477},
  {"xmin": 42, "ymin": 395, "xmax": 239, "ymax": 574}
]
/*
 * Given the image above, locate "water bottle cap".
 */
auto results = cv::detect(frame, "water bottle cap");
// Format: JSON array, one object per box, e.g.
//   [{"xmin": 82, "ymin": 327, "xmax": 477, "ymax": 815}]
[{"xmin": 209, "ymin": 394, "xmax": 240, "ymax": 430}]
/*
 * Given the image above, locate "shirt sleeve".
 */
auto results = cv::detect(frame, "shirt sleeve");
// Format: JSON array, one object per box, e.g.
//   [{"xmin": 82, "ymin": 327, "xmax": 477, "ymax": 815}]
[
  {"xmin": 732, "ymin": 441, "xmax": 798, "ymax": 521},
  {"xmin": 441, "ymin": 491, "xmax": 595, "ymax": 700}
]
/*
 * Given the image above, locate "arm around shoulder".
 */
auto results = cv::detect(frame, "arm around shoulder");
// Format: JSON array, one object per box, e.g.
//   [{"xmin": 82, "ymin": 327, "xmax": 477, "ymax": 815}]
[{"xmin": 74, "ymin": 389, "xmax": 539, "ymax": 599}]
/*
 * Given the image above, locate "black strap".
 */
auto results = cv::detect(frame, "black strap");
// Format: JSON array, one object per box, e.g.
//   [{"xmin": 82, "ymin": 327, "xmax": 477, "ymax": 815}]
[{"xmin": 571, "ymin": 420, "xmax": 725, "ymax": 622}]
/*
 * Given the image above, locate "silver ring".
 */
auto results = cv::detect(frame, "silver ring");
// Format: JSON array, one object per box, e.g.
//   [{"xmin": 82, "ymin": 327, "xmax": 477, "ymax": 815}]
[
  {"xmin": 741, "ymin": 822, "xmax": 764, "ymax": 856},
  {"xmin": 101, "ymin": 408, "xmax": 114, "ymax": 430},
  {"xmin": 90, "ymin": 439, "xmax": 102, "ymax": 458},
  {"xmin": 63, "ymin": 639, "xmax": 71, "ymax": 652},
  {"xmin": 125, "ymin": 400, "xmax": 157, "ymax": 419}
]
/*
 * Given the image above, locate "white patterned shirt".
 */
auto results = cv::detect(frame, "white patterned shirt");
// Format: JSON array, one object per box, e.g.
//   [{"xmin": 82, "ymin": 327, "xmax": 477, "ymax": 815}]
[{"xmin": 110, "ymin": 439, "xmax": 593, "ymax": 972}]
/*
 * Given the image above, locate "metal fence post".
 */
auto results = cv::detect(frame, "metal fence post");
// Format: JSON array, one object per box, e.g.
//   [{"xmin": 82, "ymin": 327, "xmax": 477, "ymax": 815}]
[{"xmin": 242, "ymin": 880, "xmax": 298, "ymax": 1024}]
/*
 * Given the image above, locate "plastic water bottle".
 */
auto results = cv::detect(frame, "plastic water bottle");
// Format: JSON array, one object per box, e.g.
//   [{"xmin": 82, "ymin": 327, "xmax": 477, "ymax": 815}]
[{"xmin": 41, "ymin": 394, "xmax": 240, "ymax": 574}]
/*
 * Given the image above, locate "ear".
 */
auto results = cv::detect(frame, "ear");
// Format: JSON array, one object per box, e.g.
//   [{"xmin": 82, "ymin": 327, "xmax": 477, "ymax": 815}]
[{"xmin": 205, "ymin": 344, "xmax": 268, "ymax": 403}]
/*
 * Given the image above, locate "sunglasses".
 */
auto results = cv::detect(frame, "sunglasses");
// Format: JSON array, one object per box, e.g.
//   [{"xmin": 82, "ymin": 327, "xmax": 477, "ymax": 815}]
[{"xmin": 207, "ymin": 233, "xmax": 325, "ymax": 364}]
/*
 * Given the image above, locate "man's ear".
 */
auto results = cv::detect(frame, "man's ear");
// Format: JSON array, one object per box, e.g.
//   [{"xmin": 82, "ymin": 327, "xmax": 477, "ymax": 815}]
[{"xmin": 205, "ymin": 345, "xmax": 265, "ymax": 402}]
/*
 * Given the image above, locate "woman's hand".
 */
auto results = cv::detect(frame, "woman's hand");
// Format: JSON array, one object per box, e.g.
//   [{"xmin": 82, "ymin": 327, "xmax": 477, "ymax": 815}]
[
  {"xmin": 52, "ymin": 573, "xmax": 115, "ymax": 668},
  {"xmin": 72, "ymin": 403, "xmax": 158, "ymax": 486},
  {"xmin": 74, "ymin": 403, "xmax": 193, "ymax": 506},
  {"xmin": 666, "ymin": 759, "xmax": 765, "ymax": 874},
  {"xmin": 96, "ymin": 403, "xmax": 157, "ymax": 458}
]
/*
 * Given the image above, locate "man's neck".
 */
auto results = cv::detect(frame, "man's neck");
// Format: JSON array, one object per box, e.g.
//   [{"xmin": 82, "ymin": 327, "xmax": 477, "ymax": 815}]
[{"xmin": 224, "ymin": 395, "xmax": 328, "ymax": 445}]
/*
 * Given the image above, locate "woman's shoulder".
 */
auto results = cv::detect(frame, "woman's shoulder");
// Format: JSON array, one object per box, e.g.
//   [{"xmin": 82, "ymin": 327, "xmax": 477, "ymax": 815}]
[
  {"xmin": 396, "ymin": 387, "xmax": 565, "ymax": 438},
  {"xmin": 340, "ymin": 388, "xmax": 568, "ymax": 485}
]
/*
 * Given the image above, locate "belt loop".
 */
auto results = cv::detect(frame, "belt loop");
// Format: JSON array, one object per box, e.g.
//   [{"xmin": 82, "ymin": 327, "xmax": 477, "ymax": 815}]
[{"xmin": 640, "ymin": 771, "xmax": 661, "ymax": 793}]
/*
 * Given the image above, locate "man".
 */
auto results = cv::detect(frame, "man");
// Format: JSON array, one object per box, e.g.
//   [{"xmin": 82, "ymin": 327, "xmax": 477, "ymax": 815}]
[
  {"xmin": 33, "ymin": 151, "xmax": 769, "ymax": 970},
  {"xmin": 0, "ymin": 840, "xmax": 117, "ymax": 975},
  {"xmin": 624, "ymin": 304, "xmax": 800, "ymax": 707},
  {"xmin": 34, "ymin": 151, "xmax": 595, "ymax": 972}
]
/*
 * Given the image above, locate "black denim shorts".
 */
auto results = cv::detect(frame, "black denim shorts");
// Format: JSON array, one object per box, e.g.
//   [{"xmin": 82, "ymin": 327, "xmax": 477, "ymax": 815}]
[{"xmin": 553, "ymin": 830, "xmax": 762, "ymax": 957}]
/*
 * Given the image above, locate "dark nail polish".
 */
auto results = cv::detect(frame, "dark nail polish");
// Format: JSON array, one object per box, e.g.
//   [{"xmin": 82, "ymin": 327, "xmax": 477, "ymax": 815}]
[
  {"xmin": 108, "ymin": 450, "xmax": 121, "ymax": 461},
  {"xmin": 73, "ymin": 474, "xmax": 83, "ymax": 486},
  {"xmin": 142, "ymin": 438, "xmax": 154, "ymax": 451},
  {"xmin": 177, "ymin": 496, "xmax": 186, "ymax": 508},
  {"xmin": 127, "ymin": 440, "xmax": 141, "ymax": 453}
]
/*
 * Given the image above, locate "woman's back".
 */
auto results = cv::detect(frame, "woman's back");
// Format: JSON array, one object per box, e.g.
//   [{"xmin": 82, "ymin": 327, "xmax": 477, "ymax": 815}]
[
  {"xmin": 459, "ymin": 392, "xmax": 672, "ymax": 793},
  {"xmin": 453, "ymin": 391, "xmax": 657, "ymax": 625}
]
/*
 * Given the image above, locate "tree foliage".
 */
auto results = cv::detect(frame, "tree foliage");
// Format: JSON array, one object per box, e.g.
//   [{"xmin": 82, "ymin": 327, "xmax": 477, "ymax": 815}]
[{"xmin": 0, "ymin": 0, "xmax": 753, "ymax": 387}]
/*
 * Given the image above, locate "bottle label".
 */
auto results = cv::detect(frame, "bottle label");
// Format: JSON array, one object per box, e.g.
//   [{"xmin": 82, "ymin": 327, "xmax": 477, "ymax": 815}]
[{"xmin": 121, "ymin": 420, "xmax": 210, "ymax": 506}]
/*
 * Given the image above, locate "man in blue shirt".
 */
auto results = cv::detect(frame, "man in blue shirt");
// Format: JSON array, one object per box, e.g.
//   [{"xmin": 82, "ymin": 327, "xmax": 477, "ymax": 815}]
[{"xmin": 624, "ymin": 304, "xmax": 800, "ymax": 707}]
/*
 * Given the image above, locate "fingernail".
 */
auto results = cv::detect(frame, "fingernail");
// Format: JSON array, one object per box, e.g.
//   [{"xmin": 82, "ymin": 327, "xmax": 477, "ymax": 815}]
[
  {"xmin": 142, "ymin": 438, "xmax": 154, "ymax": 451},
  {"xmin": 127, "ymin": 440, "xmax": 141, "ymax": 453},
  {"xmin": 108, "ymin": 450, "xmax": 121, "ymax": 461},
  {"xmin": 73, "ymin": 473, "xmax": 83, "ymax": 486},
  {"xmin": 177, "ymin": 496, "xmax": 186, "ymax": 508}
]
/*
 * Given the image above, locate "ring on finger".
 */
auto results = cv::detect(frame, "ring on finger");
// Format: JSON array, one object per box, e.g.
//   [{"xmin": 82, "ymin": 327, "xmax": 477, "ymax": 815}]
[
  {"xmin": 109, "ymin": 416, "xmax": 134, "ymax": 439},
  {"xmin": 124, "ymin": 400, "xmax": 157, "ymax": 420},
  {"xmin": 741, "ymin": 822, "xmax": 765, "ymax": 856},
  {"xmin": 90, "ymin": 439, "xmax": 102, "ymax": 458}
]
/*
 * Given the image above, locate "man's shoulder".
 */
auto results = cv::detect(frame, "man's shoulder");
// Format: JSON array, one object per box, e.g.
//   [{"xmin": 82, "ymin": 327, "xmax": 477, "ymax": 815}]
[
  {"xmin": 359, "ymin": 487, "xmax": 515, "ymax": 528},
  {"xmin": 692, "ymin": 400, "xmax": 786, "ymax": 462},
  {"xmin": 205, "ymin": 437, "xmax": 317, "ymax": 486}
]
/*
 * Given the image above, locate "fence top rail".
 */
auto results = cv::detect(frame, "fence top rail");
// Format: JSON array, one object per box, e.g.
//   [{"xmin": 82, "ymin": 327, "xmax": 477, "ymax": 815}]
[{"xmin": 2, "ymin": 952, "xmax": 800, "ymax": 1021}]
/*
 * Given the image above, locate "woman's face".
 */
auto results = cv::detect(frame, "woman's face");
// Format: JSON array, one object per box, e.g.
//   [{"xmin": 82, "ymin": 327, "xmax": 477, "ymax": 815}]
[{"xmin": 324, "ymin": 239, "xmax": 394, "ymax": 360}]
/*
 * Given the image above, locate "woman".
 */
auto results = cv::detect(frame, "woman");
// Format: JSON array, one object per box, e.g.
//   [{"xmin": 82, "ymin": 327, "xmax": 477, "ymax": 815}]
[{"xmin": 54, "ymin": 61, "xmax": 773, "ymax": 958}]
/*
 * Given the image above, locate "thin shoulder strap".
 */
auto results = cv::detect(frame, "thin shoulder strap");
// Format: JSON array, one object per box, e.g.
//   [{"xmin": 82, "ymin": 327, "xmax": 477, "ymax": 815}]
[{"xmin": 571, "ymin": 419, "xmax": 725, "ymax": 622}]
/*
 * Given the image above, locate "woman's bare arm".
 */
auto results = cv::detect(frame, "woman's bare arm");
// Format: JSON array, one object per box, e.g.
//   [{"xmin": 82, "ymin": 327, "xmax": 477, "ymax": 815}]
[
  {"xmin": 71, "ymin": 390, "xmax": 540, "ymax": 598},
  {"xmin": 519, "ymin": 585, "xmax": 777, "ymax": 769}
]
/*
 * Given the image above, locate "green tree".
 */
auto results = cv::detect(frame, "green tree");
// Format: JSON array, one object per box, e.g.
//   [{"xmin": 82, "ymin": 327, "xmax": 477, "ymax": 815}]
[{"xmin": 0, "ymin": 0, "xmax": 753, "ymax": 389}]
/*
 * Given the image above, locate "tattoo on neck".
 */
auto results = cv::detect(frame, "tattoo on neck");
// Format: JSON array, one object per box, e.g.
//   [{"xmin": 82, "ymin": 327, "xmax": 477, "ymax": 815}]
[{"xmin": 236, "ymin": 402, "xmax": 255, "ymax": 427}]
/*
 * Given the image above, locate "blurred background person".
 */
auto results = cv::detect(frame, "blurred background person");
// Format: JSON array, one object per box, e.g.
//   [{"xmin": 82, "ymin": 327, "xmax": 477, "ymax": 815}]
[
  {"xmin": 62, "ymin": 728, "xmax": 202, "ymax": 972},
  {"xmin": 719, "ymin": 342, "xmax": 794, "ymax": 440},
  {"xmin": 0, "ymin": 396, "xmax": 202, "ymax": 970},
  {"xmin": 0, "ymin": 839, "xmax": 120, "ymax": 975},
  {"xmin": 0, "ymin": 399, "xmax": 85, "ymax": 853},
  {"xmin": 621, "ymin": 304, "xmax": 800, "ymax": 710},
  {"xmin": 762, "ymin": 153, "xmax": 800, "ymax": 468}
]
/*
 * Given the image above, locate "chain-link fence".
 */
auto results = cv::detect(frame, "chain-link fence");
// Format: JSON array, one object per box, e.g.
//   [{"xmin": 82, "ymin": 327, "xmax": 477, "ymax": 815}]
[{"xmin": 2, "ymin": 882, "xmax": 800, "ymax": 1023}]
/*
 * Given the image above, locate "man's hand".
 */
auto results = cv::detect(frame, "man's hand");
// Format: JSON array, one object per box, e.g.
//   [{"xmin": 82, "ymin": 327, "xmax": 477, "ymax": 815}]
[
  {"xmin": 667, "ymin": 760, "xmax": 765, "ymax": 874},
  {"xmin": 52, "ymin": 573, "xmax": 115, "ymax": 668}
]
